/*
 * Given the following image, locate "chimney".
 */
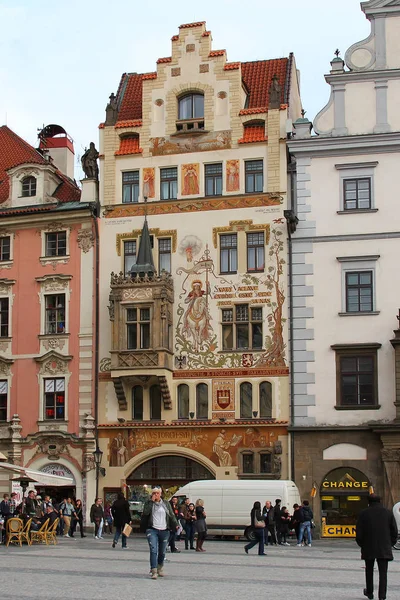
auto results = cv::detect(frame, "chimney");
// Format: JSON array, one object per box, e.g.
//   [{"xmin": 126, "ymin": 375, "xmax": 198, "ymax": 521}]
[{"xmin": 38, "ymin": 124, "xmax": 75, "ymax": 180}]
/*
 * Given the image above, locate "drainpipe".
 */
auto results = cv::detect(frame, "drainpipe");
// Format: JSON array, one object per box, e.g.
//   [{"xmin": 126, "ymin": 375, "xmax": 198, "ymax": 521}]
[{"xmin": 92, "ymin": 204, "xmax": 100, "ymax": 498}]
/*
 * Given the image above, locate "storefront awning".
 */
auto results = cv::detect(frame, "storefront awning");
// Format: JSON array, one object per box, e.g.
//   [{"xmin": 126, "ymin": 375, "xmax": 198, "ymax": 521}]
[{"xmin": 0, "ymin": 461, "xmax": 74, "ymax": 487}]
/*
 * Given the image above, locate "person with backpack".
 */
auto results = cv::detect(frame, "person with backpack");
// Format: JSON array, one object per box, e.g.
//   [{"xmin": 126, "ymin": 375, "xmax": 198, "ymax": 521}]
[{"xmin": 297, "ymin": 500, "xmax": 313, "ymax": 547}]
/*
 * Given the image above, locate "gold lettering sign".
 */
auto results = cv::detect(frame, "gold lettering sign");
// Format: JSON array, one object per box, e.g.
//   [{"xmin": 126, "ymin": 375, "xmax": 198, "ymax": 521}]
[
  {"xmin": 322, "ymin": 524, "xmax": 356, "ymax": 538},
  {"xmin": 322, "ymin": 481, "xmax": 368, "ymax": 489}
]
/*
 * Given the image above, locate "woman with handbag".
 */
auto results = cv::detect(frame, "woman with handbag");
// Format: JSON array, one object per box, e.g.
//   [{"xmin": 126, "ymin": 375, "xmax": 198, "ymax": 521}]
[
  {"xmin": 195, "ymin": 499, "xmax": 207, "ymax": 552},
  {"xmin": 183, "ymin": 502, "xmax": 196, "ymax": 550},
  {"xmin": 244, "ymin": 501, "xmax": 266, "ymax": 555}
]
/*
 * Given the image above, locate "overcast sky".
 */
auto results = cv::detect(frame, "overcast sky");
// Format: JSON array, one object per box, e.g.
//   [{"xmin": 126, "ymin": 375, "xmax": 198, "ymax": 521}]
[{"xmin": 1, "ymin": 0, "xmax": 370, "ymax": 178}]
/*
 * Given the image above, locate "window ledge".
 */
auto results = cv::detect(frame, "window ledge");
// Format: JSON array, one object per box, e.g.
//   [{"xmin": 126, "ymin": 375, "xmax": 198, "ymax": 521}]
[
  {"xmin": 337, "ymin": 209, "xmax": 378, "ymax": 215},
  {"xmin": 39, "ymin": 333, "xmax": 69, "ymax": 338},
  {"xmin": 0, "ymin": 260, "xmax": 13, "ymax": 269},
  {"xmin": 40, "ymin": 255, "xmax": 70, "ymax": 268},
  {"xmin": 40, "ymin": 255, "xmax": 70, "ymax": 261},
  {"xmin": 338, "ymin": 311, "xmax": 380, "ymax": 317},
  {"xmin": 37, "ymin": 420, "xmax": 68, "ymax": 432},
  {"xmin": 218, "ymin": 349, "xmax": 264, "ymax": 354},
  {"xmin": 335, "ymin": 405, "xmax": 381, "ymax": 411}
]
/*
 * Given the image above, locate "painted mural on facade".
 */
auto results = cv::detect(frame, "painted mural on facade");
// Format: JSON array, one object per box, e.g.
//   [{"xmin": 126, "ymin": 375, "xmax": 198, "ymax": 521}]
[
  {"xmin": 150, "ymin": 130, "xmax": 231, "ymax": 156},
  {"xmin": 174, "ymin": 223, "xmax": 287, "ymax": 370}
]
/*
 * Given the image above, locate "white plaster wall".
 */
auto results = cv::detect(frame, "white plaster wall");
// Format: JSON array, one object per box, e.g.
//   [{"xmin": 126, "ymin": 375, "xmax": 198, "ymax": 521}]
[
  {"xmin": 307, "ymin": 153, "xmax": 399, "ymax": 237},
  {"xmin": 387, "ymin": 79, "xmax": 400, "ymax": 132},
  {"xmin": 385, "ymin": 15, "xmax": 400, "ymax": 69},
  {"xmin": 313, "ymin": 93, "xmax": 334, "ymax": 135},
  {"xmin": 308, "ymin": 238, "xmax": 398, "ymax": 426},
  {"xmin": 345, "ymin": 82, "xmax": 376, "ymax": 135}
]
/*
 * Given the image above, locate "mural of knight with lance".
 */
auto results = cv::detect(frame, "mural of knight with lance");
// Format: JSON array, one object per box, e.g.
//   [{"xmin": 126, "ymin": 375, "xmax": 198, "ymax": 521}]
[{"xmin": 182, "ymin": 279, "xmax": 212, "ymax": 352}]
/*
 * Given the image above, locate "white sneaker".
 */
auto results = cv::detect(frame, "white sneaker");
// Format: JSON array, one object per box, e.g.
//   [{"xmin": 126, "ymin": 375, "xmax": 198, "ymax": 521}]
[
  {"xmin": 285, "ymin": 542, "xmax": 290, "ymax": 546},
  {"xmin": 98, "ymin": 536, "xmax": 104, "ymax": 539},
  {"xmin": 64, "ymin": 534, "xmax": 70, "ymax": 538},
  {"xmin": 95, "ymin": 535, "xmax": 99, "ymax": 539},
  {"xmin": 308, "ymin": 544, "xmax": 312, "ymax": 547},
  {"xmin": 296, "ymin": 543, "xmax": 302, "ymax": 547}
]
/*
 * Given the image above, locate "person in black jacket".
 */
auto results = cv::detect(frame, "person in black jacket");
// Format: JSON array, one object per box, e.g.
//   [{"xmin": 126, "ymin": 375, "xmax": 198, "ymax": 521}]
[
  {"xmin": 244, "ymin": 501, "xmax": 266, "ymax": 555},
  {"xmin": 111, "ymin": 492, "xmax": 131, "ymax": 549},
  {"xmin": 296, "ymin": 500, "xmax": 313, "ymax": 547},
  {"xmin": 356, "ymin": 494, "xmax": 398, "ymax": 600},
  {"xmin": 274, "ymin": 498, "xmax": 282, "ymax": 544},
  {"xmin": 262, "ymin": 501, "xmax": 276, "ymax": 545}
]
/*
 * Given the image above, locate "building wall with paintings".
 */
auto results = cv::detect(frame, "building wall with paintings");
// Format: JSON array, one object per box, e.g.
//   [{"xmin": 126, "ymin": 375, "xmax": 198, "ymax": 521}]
[{"xmin": 97, "ymin": 21, "xmax": 302, "ymax": 496}]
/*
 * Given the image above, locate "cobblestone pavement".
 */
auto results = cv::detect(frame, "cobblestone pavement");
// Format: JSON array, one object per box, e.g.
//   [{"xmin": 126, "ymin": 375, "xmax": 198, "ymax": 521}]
[{"xmin": 1, "ymin": 535, "xmax": 399, "ymax": 600}]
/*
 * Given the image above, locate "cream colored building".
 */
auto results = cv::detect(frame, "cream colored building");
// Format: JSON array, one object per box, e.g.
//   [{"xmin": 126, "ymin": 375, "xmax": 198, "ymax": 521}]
[{"xmin": 97, "ymin": 21, "xmax": 301, "ymax": 502}]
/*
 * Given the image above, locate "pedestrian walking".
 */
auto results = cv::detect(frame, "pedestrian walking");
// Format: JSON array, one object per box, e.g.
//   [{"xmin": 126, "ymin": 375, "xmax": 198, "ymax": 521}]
[
  {"xmin": 90, "ymin": 497, "xmax": 104, "ymax": 539},
  {"xmin": 244, "ymin": 501, "xmax": 266, "ymax": 555},
  {"xmin": 70, "ymin": 499, "xmax": 86, "ymax": 538},
  {"xmin": 356, "ymin": 494, "xmax": 397, "ymax": 600},
  {"xmin": 195, "ymin": 498, "xmax": 207, "ymax": 552},
  {"xmin": 141, "ymin": 486, "xmax": 179, "ymax": 579},
  {"xmin": 183, "ymin": 501, "xmax": 196, "ymax": 550},
  {"xmin": 168, "ymin": 496, "xmax": 181, "ymax": 552},
  {"xmin": 262, "ymin": 500, "xmax": 277, "ymax": 545},
  {"xmin": 62, "ymin": 497, "xmax": 77, "ymax": 538},
  {"xmin": 111, "ymin": 492, "xmax": 131, "ymax": 549},
  {"xmin": 104, "ymin": 502, "xmax": 113, "ymax": 534},
  {"xmin": 274, "ymin": 498, "xmax": 282, "ymax": 544},
  {"xmin": 297, "ymin": 500, "xmax": 313, "ymax": 547}
]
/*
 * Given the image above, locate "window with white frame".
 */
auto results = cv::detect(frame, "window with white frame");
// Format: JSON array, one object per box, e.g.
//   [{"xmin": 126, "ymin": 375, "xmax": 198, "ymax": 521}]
[
  {"xmin": 0, "ymin": 380, "xmax": 8, "ymax": 421},
  {"xmin": 338, "ymin": 255, "xmax": 379, "ymax": 315},
  {"xmin": 0, "ymin": 298, "xmax": 9, "ymax": 337},
  {"xmin": 158, "ymin": 238, "xmax": 171, "ymax": 273},
  {"xmin": 45, "ymin": 231, "xmax": 67, "ymax": 257},
  {"xmin": 122, "ymin": 171, "xmax": 140, "ymax": 204},
  {"xmin": 44, "ymin": 377, "xmax": 65, "ymax": 420},
  {"xmin": 335, "ymin": 161, "xmax": 378, "ymax": 212},
  {"xmin": 0, "ymin": 237, "xmax": 11, "ymax": 262},
  {"xmin": 45, "ymin": 294, "xmax": 66, "ymax": 334},
  {"xmin": 21, "ymin": 176, "xmax": 36, "ymax": 197}
]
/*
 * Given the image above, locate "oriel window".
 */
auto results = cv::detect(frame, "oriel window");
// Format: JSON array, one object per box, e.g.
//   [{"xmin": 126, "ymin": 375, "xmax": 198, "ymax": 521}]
[{"xmin": 127, "ymin": 307, "xmax": 151, "ymax": 350}]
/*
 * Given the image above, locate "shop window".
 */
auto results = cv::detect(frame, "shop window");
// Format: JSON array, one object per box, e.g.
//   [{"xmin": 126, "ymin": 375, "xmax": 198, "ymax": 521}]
[
  {"xmin": 158, "ymin": 238, "xmax": 171, "ymax": 273},
  {"xmin": 160, "ymin": 168, "xmax": 177, "ymax": 200},
  {"xmin": 150, "ymin": 385, "xmax": 162, "ymax": 420},
  {"xmin": 220, "ymin": 233, "xmax": 237, "ymax": 274},
  {"xmin": 259, "ymin": 381, "xmax": 272, "ymax": 418},
  {"xmin": 245, "ymin": 160, "xmax": 263, "ymax": 193},
  {"xmin": 345, "ymin": 271, "xmax": 373, "ymax": 313},
  {"xmin": 222, "ymin": 305, "xmax": 263, "ymax": 351},
  {"xmin": 21, "ymin": 176, "xmax": 36, "ymax": 197},
  {"xmin": 196, "ymin": 383, "xmax": 208, "ymax": 419},
  {"xmin": 332, "ymin": 344, "xmax": 380, "ymax": 409},
  {"xmin": 0, "ymin": 237, "xmax": 11, "ymax": 262},
  {"xmin": 45, "ymin": 294, "xmax": 65, "ymax": 334},
  {"xmin": 247, "ymin": 232, "xmax": 265, "ymax": 272},
  {"xmin": 0, "ymin": 298, "xmax": 9, "ymax": 338},
  {"xmin": 44, "ymin": 378, "xmax": 65, "ymax": 420},
  {"xmin": 132, "ymin": 385, "xmax": 143, "ymax": 421},
  {"xmin": 177, "ymin": 384, "xmax": 189, "ymax": 420},
  {"xmin": 45, "ymin": 231, "xmax": 67, "ymax": 257},
  {"xmin": 124, "ymin": 240, "xmax": 137, "ymax": 275},
  {"xmin": 127, "ymin": 307, "xmax": 151, "ymax": 350},
  {"xmin": 0, "ymin": 380, "xmax": 8, "ymax": 421},
  {"xmin": 242, "ymin": 452, "xmax": 254, "ymax": 474},
  {"xmin": 122, "ymin": 171, "xmax": 139, "ymax": 204},
  {"xmin": 240, "ymin": 382, "xmax": 252, "ymax": 418},
  {"xmin": 260, "ymin": 453, "xmax": 272, "ymax": 474},
  {"xmin": 205, "ymin": 163, "xmax": 222, "ymax": 196}
]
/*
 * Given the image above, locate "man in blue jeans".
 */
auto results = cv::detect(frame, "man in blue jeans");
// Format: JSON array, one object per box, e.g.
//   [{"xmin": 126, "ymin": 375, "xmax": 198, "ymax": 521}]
[
  {"xmin": 141, "ymin": 487, "xmax": 179, "ymax": 579},
  {"xmin": 297, "ymin": 500, "xmax": 313, "ymax": 547}
]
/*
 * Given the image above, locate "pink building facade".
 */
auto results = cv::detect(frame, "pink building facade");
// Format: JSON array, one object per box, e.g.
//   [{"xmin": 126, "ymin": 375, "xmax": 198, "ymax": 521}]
[{"xmin": 0, "ymin": 125, "xmax": 97, "ymax": 511}]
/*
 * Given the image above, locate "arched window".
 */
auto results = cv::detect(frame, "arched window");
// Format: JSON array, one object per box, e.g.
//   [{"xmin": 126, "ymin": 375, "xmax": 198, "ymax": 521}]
[
  {"xmin": 177, "ymin": 384, "xmax": 189, "ymax": 420},
  {"xmin": 240, "ymin": 382, "xmax": 252, "ymax": 419},
  {"xmin": 196, "ymin": 383, "xmax": 208, "ymax": 420},
  {"xmin": 178, "ymin": 93, "xmax": 204, "ymax": 120},
  {"xmin": 150, "ymin": 384, "xmax": 162, "ymax": 421},
  {"xmin": 21, "ymin": 176, "xmax": 36, "ymax": 197},
  {"xmin": 132, "ymin": 385, "xmax": 143, "ymax": 421},
  {"xmin": 259, "ymin": 381, "xmax": 272, "ymax": 418}
]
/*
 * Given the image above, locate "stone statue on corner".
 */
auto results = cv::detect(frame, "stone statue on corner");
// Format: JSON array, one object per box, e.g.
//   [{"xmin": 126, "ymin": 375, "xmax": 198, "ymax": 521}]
[{"xmin": 81, "ymin": 142, "xmax": 99, "ymax": 180}]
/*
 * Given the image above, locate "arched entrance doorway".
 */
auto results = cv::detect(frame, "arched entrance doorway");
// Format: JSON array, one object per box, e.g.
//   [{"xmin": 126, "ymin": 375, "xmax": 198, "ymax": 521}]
[
  {"xmin": 126, "ymin": 454, "xmax": 215, "ymax": 499},
  {"xmin": 320, "ymin": 467, "xmax": 371, "ymax": 537}
]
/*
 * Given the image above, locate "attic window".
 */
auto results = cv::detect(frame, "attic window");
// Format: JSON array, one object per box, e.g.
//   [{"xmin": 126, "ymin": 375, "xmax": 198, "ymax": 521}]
[
  {"xmin": 176, "ymin": 93, "xmax": 205, "ymax": 132},
  {"xmin": 21, "ymin": 176, "xmax": 36, "ymax": 197}
]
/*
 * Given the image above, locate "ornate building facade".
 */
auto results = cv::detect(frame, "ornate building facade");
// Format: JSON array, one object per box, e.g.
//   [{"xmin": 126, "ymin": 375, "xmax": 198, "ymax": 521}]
[
  {"xmin": 97, "ymin": 21, "xmax": 302, "ymax": 500},
  {"xmin": 288, "ymin": 0, "xmax": 400, "ymax": 537},
  {"xmin": 0, "ymin": 124, "xmax": 97, "ymax": 515}
]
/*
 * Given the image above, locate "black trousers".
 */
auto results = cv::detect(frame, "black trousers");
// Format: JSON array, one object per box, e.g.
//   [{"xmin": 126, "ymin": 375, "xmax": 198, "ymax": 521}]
[{"xmin": 365, "ymin": 558, "xmax": 389, "ymax": 600}]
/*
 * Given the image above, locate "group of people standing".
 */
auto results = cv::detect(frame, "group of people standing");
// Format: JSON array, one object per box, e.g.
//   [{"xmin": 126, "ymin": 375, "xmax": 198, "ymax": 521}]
[{"xmin": 245, "ymin": 498, "xmax": 314, "ymax": 555}]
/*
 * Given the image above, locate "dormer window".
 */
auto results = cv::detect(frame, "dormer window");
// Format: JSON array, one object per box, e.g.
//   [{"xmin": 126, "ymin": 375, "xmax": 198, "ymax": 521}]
[
  {"xmin": 21, "ymin": 176, "xmax": 36, "ymax": 197},
  {"xmin": 177, "ymin": 93, "xmax": 204, "ymax": 132}
]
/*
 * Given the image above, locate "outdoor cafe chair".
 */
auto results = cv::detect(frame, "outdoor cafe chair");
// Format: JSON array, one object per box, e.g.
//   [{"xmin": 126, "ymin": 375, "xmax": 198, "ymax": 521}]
[
  {"xmin": 20, "ymin": 518, "xmax": 32, "ymax": 546},
  {"xmin": 45, "ymin": 518, "xmax": 59, "ymax": 545},
  {"xmin": 6, "ymin": 517, "xmax": 24, "ymax": 547},
  {"xmin": 30, "ymin": 518, "xmax": 50, "ymax": 545}
]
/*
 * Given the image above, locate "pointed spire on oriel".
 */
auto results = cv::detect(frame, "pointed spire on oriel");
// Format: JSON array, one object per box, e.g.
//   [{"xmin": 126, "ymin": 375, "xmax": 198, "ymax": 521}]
[{"xmin": 130, "ymin": 197, "xmax": 156, "ymax": 277}]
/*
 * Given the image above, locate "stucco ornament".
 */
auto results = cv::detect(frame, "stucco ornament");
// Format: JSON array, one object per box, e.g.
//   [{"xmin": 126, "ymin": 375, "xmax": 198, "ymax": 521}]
[
  {"xmin": 35, "ymin": 436, "xmax": 70, "ymax": 459},
  {"xmin": 42, "ymin": 338, "xmax": 66, "ymax": 351},
  {"xmin": 40, "ymin": 358, "xmax": 69, "ymax": 375},
  {"xmin": 77, "ymin": 229, "xmax": 95, "ymax": 253}
]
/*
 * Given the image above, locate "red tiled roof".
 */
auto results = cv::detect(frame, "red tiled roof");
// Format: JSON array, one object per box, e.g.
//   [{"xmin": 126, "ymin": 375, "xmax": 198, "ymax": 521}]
[
  {"xmin": 0, "ymin": 204, "xmax": 57, "ymax": 217},
  {"xmin": 142, "ymin": 72, "xmax": 157, "ymax": 80},
  {"xmin": 52, "ymin": 170, "xmax": 81, "ymax": 202},
  {"xmin": 117, "ymin": 73, "xmax": 143, "ymax": 122},
  {"xmin": 0, "ymin": 125, "xmax": 47, "ymax": 203},
  {"xmin": 209, "ymin": 50, "xmax": 225, "ymax": 57},
  {"xmin": 224, "ymin": 62, "xmax": 240, "ymax": 70},
  {"xmin": 239, "ymin": 107, "xmax": 268, "ymax": 116},
  {"xmin": 115, "ymin": 136, "xmax": 142, "ymax": 156},
  {"xmin": 157, "ymin": 56, "xmax": 172, "ymax": 64},
  {"xmin": 171, "ymin": 35, "xmax": 179, "ymax": 41},
  {"xmin": 115, "ymin": 120, "xmax": 142, "ymax": 129},
  {"xmin": 241, "ymin": 58, "xmax": 288, "ymax": 110},
  {"xmin": 98, "ymin": 419, "xmax": 287, "ymax": 428},
  {"xmin": 202, "ymin": 30, "xmax": 211, "ymax": 37},
  {"xmin": 179, "ymin": 21, "xmax": 206, "ymax": 29},
  {"xmin": 238, "ymin": 124, "xmax": 268, "ymax": 144},
  {"xmin": 98, "ymin": 123, "xmax": 105, "ymax": 129}
]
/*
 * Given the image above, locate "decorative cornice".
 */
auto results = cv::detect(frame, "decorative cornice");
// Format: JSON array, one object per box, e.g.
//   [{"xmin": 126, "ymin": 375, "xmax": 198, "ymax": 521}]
[{"xmin": 288, "ymin": 131, "xmax": 400, "ymax": 158}]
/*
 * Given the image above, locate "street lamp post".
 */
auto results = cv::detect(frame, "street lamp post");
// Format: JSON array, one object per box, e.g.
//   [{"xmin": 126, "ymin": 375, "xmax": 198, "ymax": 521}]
[{"xmin": 93, "ymin": 445, "xmax": 104, "ymax": 499}]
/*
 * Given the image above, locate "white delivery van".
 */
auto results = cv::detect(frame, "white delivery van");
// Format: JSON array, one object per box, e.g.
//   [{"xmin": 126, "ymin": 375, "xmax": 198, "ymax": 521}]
[{"xmin": 175, "ymin": 479, "xmax": 301, "ymax": 539}]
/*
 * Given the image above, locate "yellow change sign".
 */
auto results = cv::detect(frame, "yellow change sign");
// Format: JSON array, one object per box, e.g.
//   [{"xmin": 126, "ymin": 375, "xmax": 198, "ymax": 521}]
[{"xmin": 322, "ymin": 522, "xmax": 356, "ymax": 537}]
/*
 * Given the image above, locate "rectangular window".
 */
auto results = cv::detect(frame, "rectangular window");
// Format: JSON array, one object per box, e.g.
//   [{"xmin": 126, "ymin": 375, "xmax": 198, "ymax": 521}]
[
  {"xmin": 44, "ymin": 378, "xmax": 65, "ymax": 420},
  {"xmin": 345, "ymin": 271, "xmax": 373, "ymax": 313},
  {"xmin": 0, "ymin": 237, "xmax": 11, "ymax": 262},
  {"xmin": 247, "ymin": 232, "xmax": 265, "ymax": 272},
  {"xmin": 0, "ymin": 298, "xmax": 9, "ymax": 338},
  {"xmin": 122, "ymin": 171, "xmax": 140, "ymax": 204},
  {"xmin": 220, "ymin": 234, "xmax": 237, "ymax": 274},
  {"xmin": 45, "ymin": 231, "xmax": 67, "ymax": 257},
  {"xmin": 124, "ymin": 240, "xmax": 137, "ymax": 275},
  {"xmin": 260, "ymin": 453, "xmax": 272, "ymax": 474},
  {"xmin": 339, "ymin": 355, "xmax": 376, "ymax": 406},
  {"xmin": 221, "ymin": 304, "xmax": 263, "ymax": 350},
  {"xmin": 245, "ymin": 160, "xmax": 263, "ymax": 193},
  {"xmin": 242, "ymin": 453, "xmax": 254, "ymax": 474},
  {"xmin": 158, "ymin": 238, "xmax": 171, "ymax": 273},
  {"xmin": 0, "ymin": 380, "xmax": 7, "ymax": 421},
  {"xmin": 127, "ymin": 307, "xmax": 151, "ymax": 350},
  {"xmin": 205, "ymin": 163, "xmax": 223, "ymax": 197},
  {"xmin": 160, "ymin": 168, "xmax": 177, "ymax": 200},
  {"xmin": 45, "ymin": 294, "xmax": 65, "ymax": 334},
  {"xmin": 344, "ymin": 178, "xmax": 371, "ymax": 210}
]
